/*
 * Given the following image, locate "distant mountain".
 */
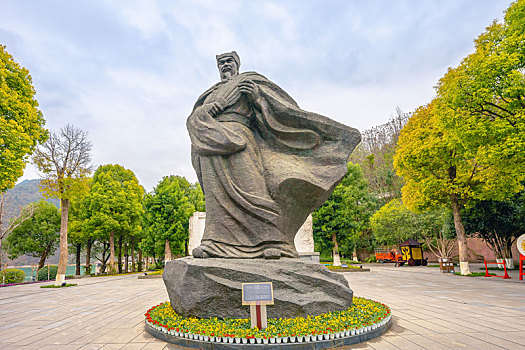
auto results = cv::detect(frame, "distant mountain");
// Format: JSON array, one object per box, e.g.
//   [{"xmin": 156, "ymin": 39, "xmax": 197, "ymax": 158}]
[
  {"xmin": 2, "ymin": 180, "xmax": 61, "ymax": 267},
  {"xmin": 2, "ymin": 179, "xmax": 59, "ymax": 221}
]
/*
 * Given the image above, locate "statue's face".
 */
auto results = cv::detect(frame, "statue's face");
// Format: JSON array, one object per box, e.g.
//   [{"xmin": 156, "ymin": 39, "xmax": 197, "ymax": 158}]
[{"xmin": 218, "ymin": 56, "xmax": 238, "ymax": 81}]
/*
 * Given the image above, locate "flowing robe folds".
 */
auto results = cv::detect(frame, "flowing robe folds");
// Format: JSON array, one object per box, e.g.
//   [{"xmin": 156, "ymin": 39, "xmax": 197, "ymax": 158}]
[{"xmin": 187, "ymin": 72, "xmax": 361, "ymax": 258}]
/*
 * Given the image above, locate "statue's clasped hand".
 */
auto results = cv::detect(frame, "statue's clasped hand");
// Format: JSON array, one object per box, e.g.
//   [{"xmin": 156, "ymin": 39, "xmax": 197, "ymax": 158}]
[
  {"xmin": 238, "ymin": 79, "xmax": 259, "ymax": 102},
  {"xmin": 203, "ymin": 101, "xmax": 224, "ymax": 118}
]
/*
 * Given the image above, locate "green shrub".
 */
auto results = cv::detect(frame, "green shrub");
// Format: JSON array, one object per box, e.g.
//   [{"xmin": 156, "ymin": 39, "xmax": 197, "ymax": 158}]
[
  {"xmin": 37, "ymin": 265, "xmax": 58, "ymax": 281},
  {"xmin": 364, "ymin": 256, "xmax": 377, "ymax": 263},
  {"xmin": 41, "ymin": 283, "xmax": 77, "ymax": 288},
  {"xmin": 155, "ymin": 261, "xmax": 165, "ymax": 269},
  {"xmin": 148, "ymin": 264, "xmax": 157, "ymax": 271},
  {"xmin": 1, "ymin": 269, "xmax": 26, "ymax": 284}
]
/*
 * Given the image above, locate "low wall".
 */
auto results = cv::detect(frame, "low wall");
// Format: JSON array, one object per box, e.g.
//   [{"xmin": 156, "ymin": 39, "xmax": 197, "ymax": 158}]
[{"xmin": 357, "ymin": 237, "xmax": 520, "ymax": 263}]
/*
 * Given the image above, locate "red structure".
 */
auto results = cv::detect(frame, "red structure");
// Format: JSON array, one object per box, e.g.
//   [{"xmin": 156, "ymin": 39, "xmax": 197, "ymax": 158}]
[
  {"xmin": 484, "ymin": 260, "xmax": 511, "ymax": 279},
  {"xmin": 520, "ymin": 253, "xmax": 525, "ymax": 281}
]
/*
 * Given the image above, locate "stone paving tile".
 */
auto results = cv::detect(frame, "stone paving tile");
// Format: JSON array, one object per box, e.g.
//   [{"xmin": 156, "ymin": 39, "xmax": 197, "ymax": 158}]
[
  {"xmin": 0, "ymin": 265, "xmax": 524, "ymax": 349},
  {"xmin": 495, "ymin": 331, "xmax": 525, "ymax": 346},
  {"xmin": 366, "ymin": 336, "xmax": 401, "ymax": 350},
  {"xmin": 164, "ymin": 344, "xmax": 192, "ymax": 350},
  {"xmin": 429, "ymin": 333, "xmax": 506, "ymax": 350},
  {"xmin": 468, "ymin": 332, "xmax": 525, "ymax": 349},
  {"xmin": 141, "ymin": 342, "xmax": 169, "ymax": 349},
  {"xmin": 382, "ymin": 335, "xmax": 424, "ymax": 349},
  {"xmin": 335, "ymin": 344, "xmax": 375, "ymax": 350},
  {"xmin": 78, "ymin": 344, "xmax": 104, "ymax": 350},
  {"xmin": 98, "ymin": 344, "xmax": 127, "ymax": 349},
  {"xmin": 120, "ymin": 344, "xmax": 146, "ymax": 350},
  {"xmin": 129, "ymin": 331, "xmax": 156, "ymax": 343},
  {"xmin": 399, "ymin": 334, "xmax": 452, "ymax": 349},
  {"xmin": 392, "ymin": 319, "xmax": 438, "ymax": 335}
]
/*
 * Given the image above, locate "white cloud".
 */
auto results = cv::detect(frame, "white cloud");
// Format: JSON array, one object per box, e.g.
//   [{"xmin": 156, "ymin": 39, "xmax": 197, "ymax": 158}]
[{"xmin": 2, "ymin": 0, "xmax": 513, "ymax": 191}]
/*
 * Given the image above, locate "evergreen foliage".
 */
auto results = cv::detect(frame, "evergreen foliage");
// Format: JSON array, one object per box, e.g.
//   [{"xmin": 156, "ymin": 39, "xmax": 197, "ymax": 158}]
[
  {"xmin": 140, "ymin": 176, "xmax": 204, "ymax": 260},
  {"xmin": 0, "ymin": 45, "xmax": 47, "ymax": 193},
  {"xmin": 313, "ymin": 163, "xmax": 377, "ymax": 258},
  {"xmin": 5, "ymin": 200, "xmax": 60, "ymax": 271},
  {"xmin": 1, "ymin": 268, "xmax": 25, "ymax": 284}
]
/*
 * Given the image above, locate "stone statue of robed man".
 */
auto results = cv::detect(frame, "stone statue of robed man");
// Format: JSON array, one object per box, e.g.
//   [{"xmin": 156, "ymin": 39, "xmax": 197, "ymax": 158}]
[{"xmin": 187, "ymin": 51, "xmax": 360, "ymax": 259}]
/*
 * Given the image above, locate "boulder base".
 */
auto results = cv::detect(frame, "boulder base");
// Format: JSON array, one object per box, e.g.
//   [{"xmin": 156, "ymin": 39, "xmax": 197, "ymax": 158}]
[{"xmin": 163, "ymin": 257, "xmax": 353, "ymax": 319}]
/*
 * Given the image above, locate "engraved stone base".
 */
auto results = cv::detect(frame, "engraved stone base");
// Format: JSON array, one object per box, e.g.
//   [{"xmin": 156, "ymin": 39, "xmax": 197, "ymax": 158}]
[{"xmin": 163, "ymin": 257, "xmax": 353, "ymax": 319}]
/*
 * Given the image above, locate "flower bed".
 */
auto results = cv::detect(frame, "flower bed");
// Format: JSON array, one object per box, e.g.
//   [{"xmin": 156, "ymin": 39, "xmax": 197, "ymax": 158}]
[
  {"xmin": 0, "ymin": 279, "xmax": 54, "ymax": 288},
  {"xmin": 145, "ymin": 297, "xmax": 390, "ymax": 344},
  {"xmin": 327, "ymin": 265, "xmax": 369, "ymax": 272},
  {"xmin": 147, "ymin": 270, "xmax": 163, "ymax": 276}
]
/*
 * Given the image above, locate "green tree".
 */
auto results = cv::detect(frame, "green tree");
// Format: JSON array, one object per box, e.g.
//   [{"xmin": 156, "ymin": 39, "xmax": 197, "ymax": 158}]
[
  {"xmin": 5, "ymin": 200, "xmax": 60, "ymax": 271},
  {"xmin": 438, "ymin": 0, "xmax": 525, "ymax": 140},
  {"xmin": 79, "ymin": 165, "xmax": 144, "ymax": 274},
  {"xmin": 418, "ymin": 208, "xmax": 456, "ymax": 261},
  {"xmin": 67, "ymin": 193, "xmax": 92, "ymax": 275},
  {"xmin": 407, "ymin": 0, "xmax": 525, "ymax": 274},
  {"xmin": 0, "ymin": 45, "xmax": 47, "ymax": 269},
  {"xmin": 462, "ymin": 190, "xmax": 525, "ymax": 261},
  {"xmin": 0, "ymin": 194, "xmax": 34, "ymax": 269},
  {"xmin": 313, "ymin": 163, "xmax": 377, "ymax": 265},
  {"xmin": 32, "ymin": 125, "xmax": 93, "ymax": 285},
  {"xmin": 370, "ymin": 199, "xmax": 419, "ymax": 246},
  {"xmin": 141, "ymin": 176, "xmax": 204, "ymax": 263},
  {"xmin": 0, "ymin": 45, "xmax": 47, "ymax": 193},
  {"xmin": 371, "ymin": 199, "xmax": 455, "ymax": 259},
  {"xmin": 394, "ymin": 98, "xmax": 524, "ymax": 274}
]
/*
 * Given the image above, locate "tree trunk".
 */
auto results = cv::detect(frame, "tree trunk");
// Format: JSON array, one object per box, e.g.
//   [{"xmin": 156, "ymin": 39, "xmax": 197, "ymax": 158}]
[
  {"xmin": 86, "ymin": 239, "xmax": 92, "ymax": 274},
  {"xmin": 55, "ymin": 198, "xmax": 69, "ymax": 286},
  {"xmin": 75, "ymin": 243, "xmax": 81, "ymax": 275},
  {"xmin": 0, "ymin": 194, "xmax": 4, "ymax": 271},
  {"xmin": 0, "ymin": 238, "xmax": 3, "ymax": 272},
  {"xmin": 109, "ymin": 231, "xmax": 116, "ymax": 274},
  {"xmin": 138, "ymin": 249, "xmax": 142, "ymax": 272},
  {"xmin": 124, "ymin": 242, "xmax": 129, "ymax": 273},
  {"xmin": 165, "ymin": 238, "xmax": 172, "ymax": 264},
  {"xmin": 332, "ymin": 232, "xmax": 341, "ymax": 266},
  {"xmin": 118, "ymin": 235, "xmax": 123, "ymax": 274},
  {"xmin": 131, "ymin": 237, "xmax": 135, "ymax": 272},
  {"xmin": 450, "ymin": 194, "xmax": 470, "ymax": 275},
  {"xmin": 352, "ymin": 247, "xmax": 359, "ymax": 262},
  {"xmin": 38, "ymin": 247, "xmax": 49, "ymax": 272}
]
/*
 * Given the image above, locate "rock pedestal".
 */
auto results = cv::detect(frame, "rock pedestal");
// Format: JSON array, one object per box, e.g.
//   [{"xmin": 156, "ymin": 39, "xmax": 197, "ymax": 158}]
[{"xmin": 163, "ymin": 257, "xmax": 353, "ymax": 319}]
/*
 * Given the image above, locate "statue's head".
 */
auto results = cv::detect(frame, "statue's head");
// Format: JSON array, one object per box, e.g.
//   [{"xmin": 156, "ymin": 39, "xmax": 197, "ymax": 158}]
[{"xmin": 216, "ymin": 51, "xmax": 240, "ymax": 81}]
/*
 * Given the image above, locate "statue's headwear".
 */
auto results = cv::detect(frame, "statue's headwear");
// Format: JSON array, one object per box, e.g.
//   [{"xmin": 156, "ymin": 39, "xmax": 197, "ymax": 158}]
[{"xmin": 216, "ymin": 51, "xmax": 240, "ymax": 67}]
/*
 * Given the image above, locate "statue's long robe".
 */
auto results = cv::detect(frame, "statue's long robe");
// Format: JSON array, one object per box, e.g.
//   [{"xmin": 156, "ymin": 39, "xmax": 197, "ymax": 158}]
[{"xmin": 187, "ymin": 72, "xmax": 361, "ymax": 258}]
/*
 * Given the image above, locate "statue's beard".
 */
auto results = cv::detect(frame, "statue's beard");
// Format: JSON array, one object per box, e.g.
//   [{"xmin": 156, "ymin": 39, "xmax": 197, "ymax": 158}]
[{"xmin": 220, "ymin": 68, "xmax": 237, "ymax": 81}]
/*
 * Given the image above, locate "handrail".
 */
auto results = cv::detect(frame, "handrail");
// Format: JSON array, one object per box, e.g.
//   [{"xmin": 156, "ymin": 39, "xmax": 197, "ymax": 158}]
[{"xmin": 484, "ymin": 260, "xmax": 511, "ymax": 279}]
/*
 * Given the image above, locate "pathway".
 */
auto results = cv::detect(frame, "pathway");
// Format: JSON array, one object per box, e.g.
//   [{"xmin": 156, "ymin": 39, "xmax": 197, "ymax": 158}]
[{"xmin": 0, "ymin": 264, "xmax": 523, "ymax": 349}]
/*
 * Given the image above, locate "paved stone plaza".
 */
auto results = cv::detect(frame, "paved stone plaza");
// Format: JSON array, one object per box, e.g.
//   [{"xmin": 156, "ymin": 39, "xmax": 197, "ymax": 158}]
[{"xmin": 0, "ymin": 264, "xmax": 523, "ymax": 349}]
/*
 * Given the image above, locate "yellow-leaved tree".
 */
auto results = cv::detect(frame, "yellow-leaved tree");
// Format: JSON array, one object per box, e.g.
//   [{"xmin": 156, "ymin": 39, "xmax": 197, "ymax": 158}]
[
  {"xmin": 0, "ymin": 45, "xmax": 47, "ymax": 269},
  {"xmin": 394, "ymin": 0, "xmax": 525, "ymax": 275},
  {"xmin": 33, "ymin": 125, "xmax": 92, "ymax": 286}
]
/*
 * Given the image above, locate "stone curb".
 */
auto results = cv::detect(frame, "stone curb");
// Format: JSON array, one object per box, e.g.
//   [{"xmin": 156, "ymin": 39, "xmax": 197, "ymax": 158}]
[
  {"xmin": 138, "ymin": 274, "xmax": 162, "ymax": 279},
  {"xmin": 145, "ymin": 315, "xmax": 392, "ymax": 349},
  {"xmin": 328, "ymin": 268, "xmax": 370, "ymax": 273}
]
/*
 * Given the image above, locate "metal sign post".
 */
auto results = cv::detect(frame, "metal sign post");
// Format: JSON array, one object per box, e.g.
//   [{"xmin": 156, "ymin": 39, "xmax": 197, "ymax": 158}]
[
  {"xmin": 242, "ymin": 282, "xmax": 274, "ymax": 329},
  {"xmin": 517, "ymin": 234, "xmax": 525, "ymax": 281}
]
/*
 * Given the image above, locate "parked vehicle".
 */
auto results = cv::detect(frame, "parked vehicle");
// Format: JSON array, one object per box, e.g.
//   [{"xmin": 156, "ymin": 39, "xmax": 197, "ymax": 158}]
[
  {"xmin": 374, "ymin": 248, "xmax": 404, "ymax": 265},
  {"xmin": 399, "ymin": 239, "xmax": 428, "ymax": 266}
]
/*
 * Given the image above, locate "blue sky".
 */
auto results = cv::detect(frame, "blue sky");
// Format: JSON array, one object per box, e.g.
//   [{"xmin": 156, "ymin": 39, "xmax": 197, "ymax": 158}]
[{"xmin": 1, "ymin": 0, "xmax": 513, "ymax": 191}]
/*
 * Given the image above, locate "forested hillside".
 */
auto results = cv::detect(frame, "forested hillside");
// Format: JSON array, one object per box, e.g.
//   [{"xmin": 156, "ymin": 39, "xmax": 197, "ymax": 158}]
[
  {"xmin": 2, "ymin": 180, "xmax": 59, "ymax": 221},
  {"xmin": 2, "ymin": 179, "xmax": 61, "ymax": 266}
]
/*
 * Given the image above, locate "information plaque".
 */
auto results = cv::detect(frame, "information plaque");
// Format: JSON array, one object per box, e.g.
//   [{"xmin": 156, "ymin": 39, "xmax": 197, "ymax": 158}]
[
  {"xmin": 241, "ymin": 282, "xmax": 274, "ymax": 305},
  {"xmin": 242, "ymin": 282, "xmax": 273, "ymax": 329}
]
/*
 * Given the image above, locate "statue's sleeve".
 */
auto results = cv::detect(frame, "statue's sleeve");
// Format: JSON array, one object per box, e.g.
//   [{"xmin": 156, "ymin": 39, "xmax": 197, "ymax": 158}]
[{"xmin": 186, "ymin": 105, "xmax": 247, "ymax": 156}]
